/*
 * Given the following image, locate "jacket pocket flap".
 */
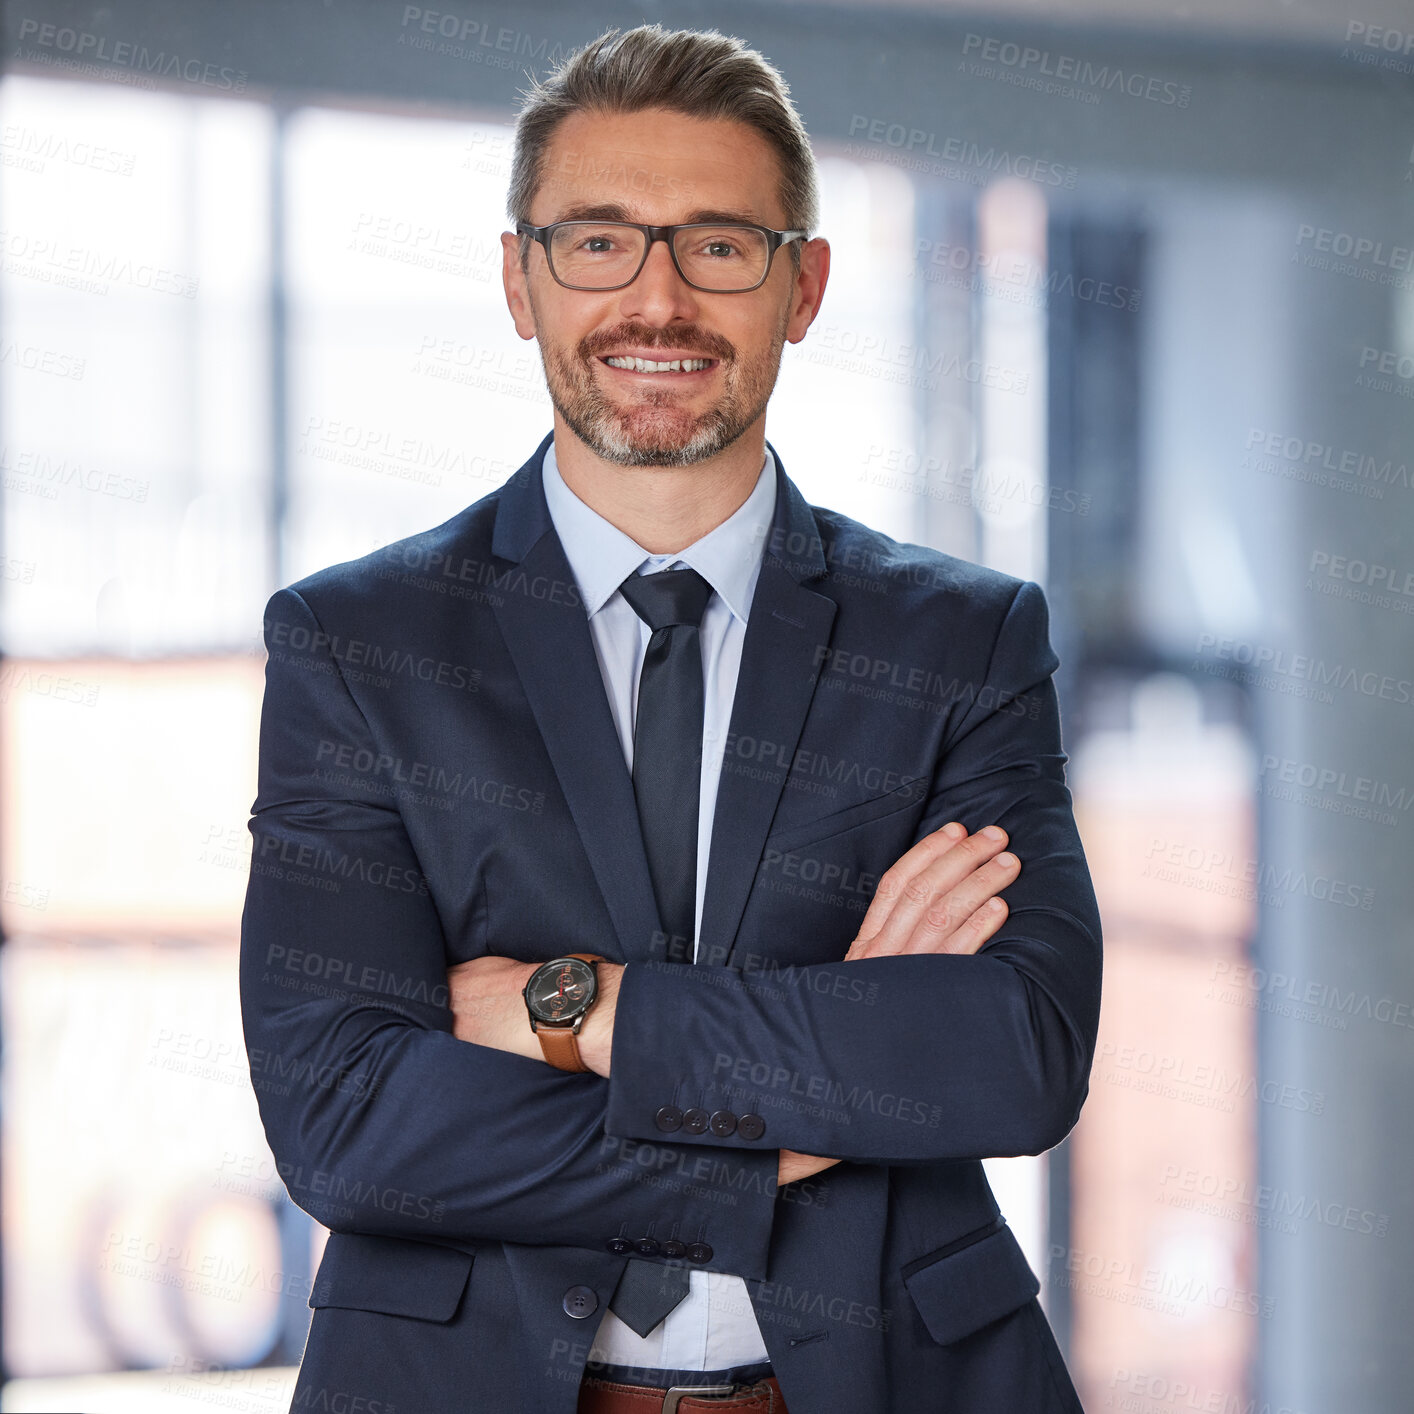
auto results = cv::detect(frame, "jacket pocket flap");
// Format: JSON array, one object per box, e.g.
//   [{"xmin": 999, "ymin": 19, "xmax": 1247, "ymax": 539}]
[
  {"xmin": 763, "ymin": 777, "xmax": 928, "ymax": 855},
  {"xmin": 309, "ymin": 1232, "xmax": 474, "ymax": 1322},
  {"xmin": 902, "ymin": 1221, "xmax": 1039, "ymax": 1345}
]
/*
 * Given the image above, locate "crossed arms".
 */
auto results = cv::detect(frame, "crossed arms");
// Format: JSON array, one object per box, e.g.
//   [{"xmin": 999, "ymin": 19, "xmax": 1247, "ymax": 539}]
[
  {"xmin": 448, "ymin": 821, "xmax": 1029, "ymax": 1187},
  {"xmin": 238, "ymin": 578, "xmax": 1102, "ymax": 1281}
]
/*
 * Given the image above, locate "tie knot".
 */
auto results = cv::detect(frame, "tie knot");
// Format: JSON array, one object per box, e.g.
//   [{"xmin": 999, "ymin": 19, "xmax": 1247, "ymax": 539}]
[{"xmin": 618, "ymin": 565, "xmax": 714, "ymax": 632}]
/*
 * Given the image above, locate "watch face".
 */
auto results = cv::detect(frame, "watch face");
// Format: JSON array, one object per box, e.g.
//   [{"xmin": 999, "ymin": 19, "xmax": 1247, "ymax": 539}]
[{"xmin": 526, "ymin": 957, "xmax": 597, "ymax": 1025}]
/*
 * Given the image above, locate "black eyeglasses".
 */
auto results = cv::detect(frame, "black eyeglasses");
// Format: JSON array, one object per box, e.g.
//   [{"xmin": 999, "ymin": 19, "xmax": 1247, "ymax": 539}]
[{"xmin": 515, "ymin": 219, "xmax": 808, "ymax": 293}]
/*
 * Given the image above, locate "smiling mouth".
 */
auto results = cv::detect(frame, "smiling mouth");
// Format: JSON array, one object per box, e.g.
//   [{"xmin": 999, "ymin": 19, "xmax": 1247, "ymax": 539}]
[{"xmin": 598, "ymin": 355, "xmax": 718, "ymax": 375}]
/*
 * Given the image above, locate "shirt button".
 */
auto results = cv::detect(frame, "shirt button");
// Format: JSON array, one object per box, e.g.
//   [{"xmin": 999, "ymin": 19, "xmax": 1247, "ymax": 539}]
[
  {"xmin": 737, "ymin": 1113, "xmax": 766, "ymax": 1141},
  {"xmin": 606, "ymin": 1237, "xmax": 634, "ymax": 1254},
  {"xmin": 686, "ymin": 1242, "xmax": 714, "ymax": 1264},
  {"xmin": 682, "ymin": 1107, "xmax": 710, "ymax": 1135},
  {"xmin": 635, "ymin": 1238, "xmax": 661, "ymax": 1256},
  {"xmin": 709, "ymin": 1110, "xmax": 737, "ymax": 1137},
  {"xmin": 654, "ymin": 1105, "xmax": 684, "ymax": 1133},
  {"xmin": 563, "ymin": 1285, "xmax": 599, "ymax": 1319}
]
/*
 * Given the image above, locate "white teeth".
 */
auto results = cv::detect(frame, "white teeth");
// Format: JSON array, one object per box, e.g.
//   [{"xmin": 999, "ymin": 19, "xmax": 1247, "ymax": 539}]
[{"xmin": 604, "ymin": 356, "xmax": 712, "ymax": 372}]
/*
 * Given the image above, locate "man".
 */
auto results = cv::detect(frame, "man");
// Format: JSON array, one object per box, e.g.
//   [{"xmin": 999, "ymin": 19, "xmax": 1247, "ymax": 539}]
[{"xmin": 240, "ymin": 23, "xmax": 1102, "ymax": 1414}]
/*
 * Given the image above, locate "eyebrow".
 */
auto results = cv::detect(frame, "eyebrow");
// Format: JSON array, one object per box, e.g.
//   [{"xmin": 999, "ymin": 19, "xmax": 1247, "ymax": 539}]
[{"xmin": 550, "ymin": 201, "xmax": 767, "ymax": 226}]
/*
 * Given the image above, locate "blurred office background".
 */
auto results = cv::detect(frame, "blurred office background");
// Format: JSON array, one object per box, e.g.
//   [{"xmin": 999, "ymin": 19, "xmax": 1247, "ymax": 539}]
[{"xmin": 2, "ymin": 0, "xmax": 1411, "ymax": 1408}]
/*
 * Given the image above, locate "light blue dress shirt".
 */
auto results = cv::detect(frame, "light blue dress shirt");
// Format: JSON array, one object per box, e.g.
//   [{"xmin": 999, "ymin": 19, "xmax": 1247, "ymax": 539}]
[{"xmin": 540, "ymin": 434, "xmax": 777, "ymax": 1372}]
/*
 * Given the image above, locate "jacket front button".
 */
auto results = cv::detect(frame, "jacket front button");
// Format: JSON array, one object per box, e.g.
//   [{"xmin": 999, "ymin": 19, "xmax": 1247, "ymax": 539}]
[
  {"xmin": 709, "ymin": 1110, "xmax": 737, "ymax": 1137},
  {"xmin": 682, "ymin": 1107, "xmax": 710, "ymax": 1134},
  {"xmin": 563, "ymin": 1285, "xmax": 599, "ymax": 1319},
  {"xmin": 737, "ymin": 1113, "xmax": 766, "ymax": 1140},
  {"xmin": 686, "ymin": 1242, "xmax": 714, "ymax": 1264},
  {"xmin": 655, "ymin": 1105, "xmax": 684, "ymax": 1133}
]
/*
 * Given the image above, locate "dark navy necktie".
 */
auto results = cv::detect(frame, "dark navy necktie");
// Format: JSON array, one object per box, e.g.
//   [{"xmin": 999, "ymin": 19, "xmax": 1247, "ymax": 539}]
[
  {"xmin": 617, "ymin": 564, "xmax": 715, "ymax": 968},
  {"xmin": 607, "ymin": 563, "xmax": 713, "ymax": 1339}
]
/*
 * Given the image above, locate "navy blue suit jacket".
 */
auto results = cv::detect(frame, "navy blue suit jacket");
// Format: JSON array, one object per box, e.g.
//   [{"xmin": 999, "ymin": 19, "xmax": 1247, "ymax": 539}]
[{"xmin": 239, "ymin": 430, "xmax": 1102, "ymax": 1413}]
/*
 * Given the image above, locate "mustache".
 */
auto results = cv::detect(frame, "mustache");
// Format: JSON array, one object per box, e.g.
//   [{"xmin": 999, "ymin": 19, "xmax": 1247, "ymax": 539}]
[{"xmin": 581, "ymin": 326, "xmax": 734, "ymax": 362}]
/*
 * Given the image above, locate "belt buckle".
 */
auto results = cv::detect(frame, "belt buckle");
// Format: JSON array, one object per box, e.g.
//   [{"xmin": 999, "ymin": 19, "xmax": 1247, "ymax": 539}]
[{"xmin": 661, "ymin": 1383, "xmax": 738, "ymax": 1413}]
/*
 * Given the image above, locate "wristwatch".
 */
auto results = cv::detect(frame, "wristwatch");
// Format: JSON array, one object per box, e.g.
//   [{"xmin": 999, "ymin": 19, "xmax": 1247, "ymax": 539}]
[{"xmin": 522, "ymin": 954, "xmax": 606, "ymax": 1072}]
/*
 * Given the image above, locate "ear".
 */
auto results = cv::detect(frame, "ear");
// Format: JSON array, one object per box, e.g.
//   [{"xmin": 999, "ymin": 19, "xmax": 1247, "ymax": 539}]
[
  {"xmin": 502, "ymin": 231, "xmax": 538, "ymax": 340},
  {"xmin": 785, "ymin": 236, "xmax": 830, "ymax": 345}
]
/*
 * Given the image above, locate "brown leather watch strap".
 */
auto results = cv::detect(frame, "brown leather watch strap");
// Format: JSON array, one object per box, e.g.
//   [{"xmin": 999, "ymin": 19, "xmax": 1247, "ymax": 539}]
[
  {"xmin": 533, "ymin": 954, "xmax": 605, "ymax": 1073},
  {"xmin": 538, "ymin": 1024, "xmax": 588, "ymax": 1072}
]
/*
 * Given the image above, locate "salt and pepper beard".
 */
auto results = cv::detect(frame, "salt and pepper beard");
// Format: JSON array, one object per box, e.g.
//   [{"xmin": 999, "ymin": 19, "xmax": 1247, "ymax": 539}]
[{"xmin": 529, "ymin": 291, "xmax": 793, "ymax": 468}]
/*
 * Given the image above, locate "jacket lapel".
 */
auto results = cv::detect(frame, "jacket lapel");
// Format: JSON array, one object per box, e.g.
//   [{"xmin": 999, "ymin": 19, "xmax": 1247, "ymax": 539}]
[
  {"xmin": 698, "ymin": 451, "xmax": 838, "ymax": 969},
  {"xmin": 487, "ymin": 432, "xmax": 839, "ymax": 971},
  {"xmin": 488, "ymin": 433, "xmax": 662, "ymax": 966}
]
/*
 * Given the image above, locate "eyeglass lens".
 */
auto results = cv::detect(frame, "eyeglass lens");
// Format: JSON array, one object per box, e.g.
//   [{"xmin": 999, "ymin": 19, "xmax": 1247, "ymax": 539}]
[{"xmin": 548, "ymin": 222, "xmax": 771, "ymax": 291}]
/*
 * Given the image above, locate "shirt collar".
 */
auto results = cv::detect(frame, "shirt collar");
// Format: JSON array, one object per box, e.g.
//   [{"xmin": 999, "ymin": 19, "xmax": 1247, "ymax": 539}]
[{"xmin": 541, "ymin": 435, "xmax": 778, "ymax": 625}]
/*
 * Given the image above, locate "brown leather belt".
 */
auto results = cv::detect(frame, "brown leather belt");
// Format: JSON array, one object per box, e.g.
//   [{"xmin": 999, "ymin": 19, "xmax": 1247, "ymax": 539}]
[{"xmin": 577, "ymin": 1373, "xmax": 787, "ymax": 1414}]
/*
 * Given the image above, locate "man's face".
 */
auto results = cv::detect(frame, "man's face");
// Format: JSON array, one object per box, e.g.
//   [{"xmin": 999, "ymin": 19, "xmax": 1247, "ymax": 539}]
[{"xmin": 502, "ymin": 107, "xmax": 827, "ymax": 467}]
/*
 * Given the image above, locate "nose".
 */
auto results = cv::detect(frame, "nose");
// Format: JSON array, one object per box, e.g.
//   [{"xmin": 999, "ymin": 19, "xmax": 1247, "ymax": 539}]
[{"xmin": 616, "ymin": 233, "xmax": 700, "ymax": 325}]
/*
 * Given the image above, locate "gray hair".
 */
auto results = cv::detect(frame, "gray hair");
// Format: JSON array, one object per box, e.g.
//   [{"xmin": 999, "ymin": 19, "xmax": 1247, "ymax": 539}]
[{"xmin": 507, "ymin": 24, "xmax": 818, "ymax": 277}]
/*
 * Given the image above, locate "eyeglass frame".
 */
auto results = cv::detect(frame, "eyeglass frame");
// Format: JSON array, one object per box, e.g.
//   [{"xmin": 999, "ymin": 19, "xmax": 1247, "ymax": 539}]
[{"xmin": 514, "ymin": 219, "xmax": 810, "ymax": 294}]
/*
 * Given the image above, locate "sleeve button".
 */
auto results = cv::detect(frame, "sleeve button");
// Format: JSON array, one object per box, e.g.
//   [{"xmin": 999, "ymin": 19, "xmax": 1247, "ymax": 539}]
[
  {"xmin": 660, "ymin": 1238, "xmax": 686, "ymax": 1258},
  {"xmin": 709, "ymin": 1110, "xmax": 737, "ymax": 1137},
  {"xmin": 686, "ymin": 1242, "xmax": 714, "ymax": 1264},
  {"xmin": 737, "ymin": 1113, "xmax": 766, "ymax": 1140},
  {"xmin": 682, "ymin": 1107, "xmax": 709, "ymax": 1134},
  {"xmin": 635, "ymin": 1237, "xmax": 661, "ymax": 1256},
  {"xmin": 654, "ymin": 1105, "xmax": 684, "ymax": 1133},
  {"xmin": 607, "ymin": 1237, "xmax": 633, "ymax": 1254}
]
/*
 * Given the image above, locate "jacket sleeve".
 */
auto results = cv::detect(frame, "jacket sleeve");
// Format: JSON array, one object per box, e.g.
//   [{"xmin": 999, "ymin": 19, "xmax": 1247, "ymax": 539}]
[
  {"xmin": 239, "ymin": 586, "xmax": 779, "ymax": 1278},
  {"xmin": 603, "ymin": 579, "xmax": 1103, "ymax": 1166}
]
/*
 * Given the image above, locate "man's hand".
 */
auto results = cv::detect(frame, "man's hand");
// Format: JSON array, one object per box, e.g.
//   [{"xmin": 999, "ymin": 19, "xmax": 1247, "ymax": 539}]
[
  {"xmin": 846, "ymin": 821, "xmax": 1019, "ymax": 960},
  {"xmin": 783, "ymin": 823, "xmax": 1020, "ymax": 1185},
  {"xmin": 446, "ymin": 954, "xmax": 623, "ymax": 1078}
]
